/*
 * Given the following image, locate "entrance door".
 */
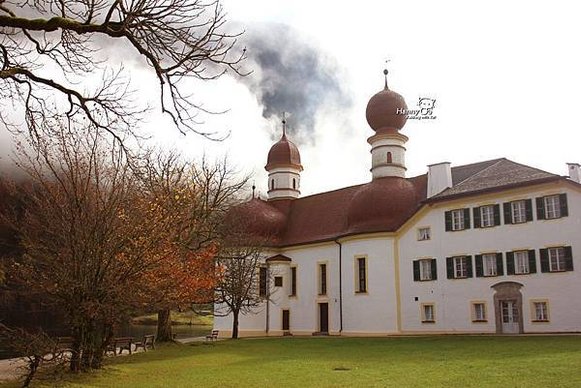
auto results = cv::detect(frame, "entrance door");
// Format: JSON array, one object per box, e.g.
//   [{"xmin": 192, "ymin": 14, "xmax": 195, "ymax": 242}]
[
  {"xmin": 501, "ymin": 300, "xmax": 519, "ymax": 333},
  {"xmin": 282, "ymin": 310, "xmax": 290, "ymax": 331},
  {"xmin": 319, "ymin": 303, "xmax": 329, "ymax": 333}
]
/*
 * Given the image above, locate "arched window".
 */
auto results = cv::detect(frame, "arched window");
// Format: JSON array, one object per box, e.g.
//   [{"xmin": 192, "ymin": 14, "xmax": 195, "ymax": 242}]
[
  {"xmin": 386, "ymin": 152, "xmax": 392, "ymax": 164},
  {"xmin": 271, "ymin": 179, "xmax": 275, "ymax": 190},
  {"xmin": 293, "ymin": 178, "xmax": 296, "ymax": 190}
]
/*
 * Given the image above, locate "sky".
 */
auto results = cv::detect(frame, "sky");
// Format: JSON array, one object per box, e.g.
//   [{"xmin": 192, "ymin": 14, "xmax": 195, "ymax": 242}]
[{"xmin": 2, "ymin": 1, "xmax": 581, "ymax": 198}]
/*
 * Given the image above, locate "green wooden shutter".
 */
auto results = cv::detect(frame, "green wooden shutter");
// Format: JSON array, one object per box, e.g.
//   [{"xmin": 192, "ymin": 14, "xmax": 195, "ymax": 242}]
[
  {"xmin": 564, "ymin": 246, "xmax": 574, "ymax": 271},
  {"xmin": 536, "ymin": 197, "xmax": 546, "ymax": 220},
  {"xmin": 431, "ymin": 259, "xmax": 438, "ymax": 280},
  {"xmin": 559, "ymin": 194, "xmax": 568, "ymax": 217},
  {"xmin": 506, "ymin": 252, "xmax": 515, "ymax": 275},
  {"xmin": 496, "ymin": 253, "xmax": 504, "ymax": 275},
  {"xmin": 493, "ymin": 204, "xmax": 501, "ymax": 226},
  {"xmin": 466, "ymin": 256, "xmax": 473, "ymax": 278},
  {"xmin": 475, "ymin": 255, "xmax": 483, "ymax": 277},
  {"xmin": 503, "ymin": 203, "xmax": 512, "ymax": 224},
  {"xmin": 528, "ymin": 250, "xmax": 537, "ymax": 273},
  {"xmin": 473, "ymin": 207, "xmax": 481, "ymax": 228},
  {"xmin": 463, "ymin": 208, "xmax": 471, "ymax": 229},
  {"xmin": 445, "ymin": 211, "xmax": 452, "ymax": 231},
  {"xmin": 525, "ymin": 199, "xmax": 533, "ymax": 221},
  {"xmin": 446, "ymin": 257, "xmax": 454, "ymax": 279},
  {"xmin": 413, "ymin": 260, "xmax": 420, "ymax": 281},
  {"xmin": 540, "ymin": 248, "xmax": 549, "ymax": 272}
]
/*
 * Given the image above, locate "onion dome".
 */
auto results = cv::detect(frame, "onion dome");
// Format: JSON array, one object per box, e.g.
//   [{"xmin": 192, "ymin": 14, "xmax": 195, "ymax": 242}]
[
  {"xmin": 347, "ymin": 177, "xmax": 418, "ymax": 233},
  {"xmin": 224, "ymin": 198, "xmax": 286, "ymax": 240},
  {"xmin": 265, "ymin": 126, "xmax": 303, "ymax": 171},
  {"xmin": 365, "ymin": 69, "xmax": 408, "ymax": 132}
]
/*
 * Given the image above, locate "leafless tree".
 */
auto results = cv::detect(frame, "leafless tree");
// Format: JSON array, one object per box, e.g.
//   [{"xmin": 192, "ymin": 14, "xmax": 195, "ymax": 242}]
[{"xmin": 0, "ymin": 0, "xmax": 245, "ymax": 141}]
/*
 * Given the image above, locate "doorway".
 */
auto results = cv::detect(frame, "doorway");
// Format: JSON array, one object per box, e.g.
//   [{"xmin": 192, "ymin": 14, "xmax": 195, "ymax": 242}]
[
  {"xmin": 282, "ymin": 310, "xmax": 290, "ymax": 331},
  {"xmin": 492, "ymin": 281, "xmax": 523, "ymax": 334},
  {"xmin": 319, "ymin": 303, "xmax": 329, "ymax": 334},
  {"xmin": 500, "ymin": 300, "xmax": 519, "ymax": 334}
]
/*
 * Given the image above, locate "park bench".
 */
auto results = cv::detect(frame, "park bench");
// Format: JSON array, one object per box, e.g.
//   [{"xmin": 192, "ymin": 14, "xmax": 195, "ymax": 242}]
[
  {"xmin": 107, "ymin": 337, "xmax": 134, "ymax": 355},
  {"xmin": 205, "ymin": 330, "xmax": 219, "ymax": 341},
  {"xmin": 134, "ymin": 334, "xmax": 155, "ymax": 352}
]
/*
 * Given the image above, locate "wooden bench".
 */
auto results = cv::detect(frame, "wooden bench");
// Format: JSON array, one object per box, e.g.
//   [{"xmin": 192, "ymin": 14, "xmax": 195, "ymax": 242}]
[
  {"xmin": 107, "ymin": 337, "xmax": 134, "ymax": 355},
  {"xmin": 134, "ymin": 334, "xmax": 155, "ymax": 352},
  {"xmin": 205, "ymin": 330, "xmax": 219, "ymax": 341}
]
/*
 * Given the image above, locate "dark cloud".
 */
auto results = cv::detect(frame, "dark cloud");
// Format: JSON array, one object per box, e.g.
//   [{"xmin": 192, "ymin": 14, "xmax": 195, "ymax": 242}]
[{"xmin": 236, "ymin": 23, "xmax": 352, "ymax": 144}]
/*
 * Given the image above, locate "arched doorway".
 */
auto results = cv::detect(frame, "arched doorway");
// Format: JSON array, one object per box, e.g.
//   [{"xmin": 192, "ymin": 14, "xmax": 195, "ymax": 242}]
[{"xmin": 491, "ymin": 281, "xmax": 524, "ymax": 334}]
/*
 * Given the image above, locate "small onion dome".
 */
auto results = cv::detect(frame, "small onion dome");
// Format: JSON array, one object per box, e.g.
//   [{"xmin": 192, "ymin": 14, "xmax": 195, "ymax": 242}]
[
  {"xmin": 347, "ymin": 177, "xmax": 418, "ymax": 233},
  {"xmin": 224, "ymin": 198, "xmax": 286, "ymax": 240},
  {"xmin": 365, "ymin": 82, "xmax": 408, "ymax": 132},
  {"xmin": 265, "ymin": 133, "xmax": 303, "ymax": 171}
]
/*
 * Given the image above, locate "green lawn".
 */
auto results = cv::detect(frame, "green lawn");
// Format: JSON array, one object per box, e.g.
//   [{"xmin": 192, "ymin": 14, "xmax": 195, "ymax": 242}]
[{"xmin": 6, "ymin": 336, "xmax": 581, "ymax": 387}]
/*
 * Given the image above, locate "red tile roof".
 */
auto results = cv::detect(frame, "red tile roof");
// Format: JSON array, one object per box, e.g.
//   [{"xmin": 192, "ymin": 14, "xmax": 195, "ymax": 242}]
[{"xmin": 228, "ymin": 159, "xmax": 564, "ymax": 248}]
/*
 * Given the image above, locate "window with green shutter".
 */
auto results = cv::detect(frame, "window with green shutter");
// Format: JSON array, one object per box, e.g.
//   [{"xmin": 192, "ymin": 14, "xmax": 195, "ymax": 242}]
[{"xmin": 540, "ymin": 246, "xmax": 573, "ymax": 272}]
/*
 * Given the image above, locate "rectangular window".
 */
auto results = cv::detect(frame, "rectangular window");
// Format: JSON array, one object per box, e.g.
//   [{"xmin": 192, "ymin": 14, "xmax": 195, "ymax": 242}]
[
  {"xmin": 473, "ymin": 303, "xmax": 486, "ymax": 322},
  {"xmin": 454, "ymin": 256, "xmax": 468, "ymax": 278},
  {"xmin": 259, "ymin": 267, "xmax": 267, "ymax": 297},
  {"xmin": 483, "ymin": 254, "xmax": 497, "ymax": 276},
  {"xmin": 548, "ymin": 247, "xmax": 566, "ymax": 272},
  {"xmin": 413, "ymin": 259, "xmax": 437, "ymax": 282},
  {"xmin": 451, "ymin": 209, "xmax": 465, "ymax": 231},
  {"xmin": 533, "ymin": 301, "xmax": 549, "ymax": 322},
  {"xmin": 511, "ymin": 200, "xmax": 527, "ymax": 223},
  {"xmin": 540, "ymin": 246, "xmax": 573, "ymax": 273},
  {"xmin": 274, "ymin": 276, "xmax": 283, "ymax": 287},
  {"xmin": 537, "ymin": 194, "xmax": 568, "ymax": 220},
  {"xmin": 544, "ymin": 195, "xmax": 561, "ymax": 219},
  {"xmin": 290, "ymin": 267, "xmax": 297, "ymax": 296},
  {"xmin": 514, "ymin": 251, "xmax": 530, "ymax": 274},
  {"xmin": 356, "ymin": 257, "xmax": 367, "ymax": 293},
  {"xmin": 417, "ymin": 227, "xmax": 431, "ymax": 241},
  {"xmin": 319, "ymin": 263, "xmax": 327, "ymax": 295},
  {"xmin": 447, "ymin": 256, "xmax": 473, "ymax": 279},
  {"xmin": 422, "ymin": 304, "xmax": 435, "ymax": 323},
  {"xmin": 480, "ymin": 205, "xmax": 494, "ymax": 227}
]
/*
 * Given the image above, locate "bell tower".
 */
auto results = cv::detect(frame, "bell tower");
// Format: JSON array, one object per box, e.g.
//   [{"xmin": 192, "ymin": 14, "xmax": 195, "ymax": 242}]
[{"xmin": 265, "ymin": 119, "xmax": 303, "ymax": 200}]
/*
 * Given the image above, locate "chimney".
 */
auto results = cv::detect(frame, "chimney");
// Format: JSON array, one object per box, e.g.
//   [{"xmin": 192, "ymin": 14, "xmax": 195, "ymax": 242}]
[
  {"xmin": 427, "ymin": 162, "xmax": 452, "ymax": 198},
  {"xmin": 567, "ymin": 163, "xmax": 581, "ymax": 184}
]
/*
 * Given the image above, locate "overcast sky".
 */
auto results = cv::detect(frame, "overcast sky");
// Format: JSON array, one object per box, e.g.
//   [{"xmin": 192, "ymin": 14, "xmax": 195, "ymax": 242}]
[{"xmin": 2, "ymin": 1, "xmax": 580, "ymax": 198}]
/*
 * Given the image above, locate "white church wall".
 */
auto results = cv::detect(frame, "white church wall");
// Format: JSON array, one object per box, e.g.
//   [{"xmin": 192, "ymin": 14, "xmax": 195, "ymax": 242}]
[{"xmin": 398, "ymin": 182, "xmax": 581, "ymax": 333}]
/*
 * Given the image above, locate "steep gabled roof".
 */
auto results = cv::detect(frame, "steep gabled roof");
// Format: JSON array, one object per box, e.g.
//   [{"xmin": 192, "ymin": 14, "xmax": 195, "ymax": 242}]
[{"xmin": 430, "ymin": 158, "xmax": 560, "ymax": 202}]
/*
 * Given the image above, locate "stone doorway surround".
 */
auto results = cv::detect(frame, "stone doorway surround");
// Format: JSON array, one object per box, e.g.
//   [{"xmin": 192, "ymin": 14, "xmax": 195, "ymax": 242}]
[{"xmin": 491, "ymin": 281, "xmax": 524, "ymax": 334}]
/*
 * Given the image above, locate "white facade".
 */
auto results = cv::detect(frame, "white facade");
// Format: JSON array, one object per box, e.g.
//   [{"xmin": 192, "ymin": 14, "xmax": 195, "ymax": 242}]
[{"xmin": 215, "ymin": 178, "xmax": 581, "ymax": 337}]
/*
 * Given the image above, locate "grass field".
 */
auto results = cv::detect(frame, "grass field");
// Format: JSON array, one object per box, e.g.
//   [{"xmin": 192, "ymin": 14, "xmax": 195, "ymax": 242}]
[{"xmin": 4, "ymin": 336, "xmax": 581, "ymax": 387}]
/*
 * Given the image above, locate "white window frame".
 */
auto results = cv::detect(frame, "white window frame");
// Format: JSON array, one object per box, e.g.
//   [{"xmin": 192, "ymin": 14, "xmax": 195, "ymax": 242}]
[
  {"xmin": 451, "ymin": 209, "xmax": 464, "ymax": 231},
  {"xmin": 419, "ymin": 259, "xmax": 432, "ymax": 281},
  {"xmin": 454, "ymin": 256, "xmax": 467, "ymax": 278},
  {"xmin": 480, "ymin": 205, "xmax": 494, "ymax": 227},
  {"xmin": 544, "ymin": 195, "xmax": 561, "ymax": 219},
  {"xmin": 417, "ymin": 227, "xmax": 431, "ymax": 241},
  {"xmin": 483, "ymin": 253, "xmax": 497, "ymax": 276},
  {"xmin": 534, "ymin": 301, "xmax": 549, "ymax": 321},
  {"xmin": 473, "ymin": 303, "xmax": 486, "ymax": 321},
  {"xmin": 422, "ymin": 304, "xmax": 435, "ymax": 322},
  {"xmin": 548, "ymin": 247, "xmax": 566, "ymax": 272},
  {"xmin": 511, "ymin": 200, "xmax": 527, "ymax": 223},
  {"xmin": 514, "ymin": 251, "xmax": 529, "ymax": 274}
]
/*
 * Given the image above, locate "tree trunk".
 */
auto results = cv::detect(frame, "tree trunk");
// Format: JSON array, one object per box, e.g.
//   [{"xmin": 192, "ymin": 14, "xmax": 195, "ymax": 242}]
[
  {"xmin": 232, "ymin": 310, "xmax": 239, "ymax": 339},
  {"xmin": 156, "ymin": 309, "xmax": 173, "ymax": 342}
]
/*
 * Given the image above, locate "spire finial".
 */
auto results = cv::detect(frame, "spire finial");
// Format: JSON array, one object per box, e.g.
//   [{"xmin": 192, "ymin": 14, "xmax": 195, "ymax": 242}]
[
  {"xmin": 383, "ymin": 59, "xmax": 390, "ymax": 90},
  {"xmin": 252, "ymin": 182, "xmax": 256, "ymax": 198},
  {"xmin": 282, "ymin": 112, "xmax": 287, "ymax": 137}
]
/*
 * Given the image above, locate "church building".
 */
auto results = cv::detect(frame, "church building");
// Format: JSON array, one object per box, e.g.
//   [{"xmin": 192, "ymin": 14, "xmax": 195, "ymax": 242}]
[{"xmin": 214, "ymin": 72, "xmax": 581, "ymax": 336}]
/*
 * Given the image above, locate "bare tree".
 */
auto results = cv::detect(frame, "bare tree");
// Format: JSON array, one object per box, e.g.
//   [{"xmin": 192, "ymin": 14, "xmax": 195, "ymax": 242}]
[{"xmin": 0, "ymin": 0, "xmax": 245, "ymax": 140}]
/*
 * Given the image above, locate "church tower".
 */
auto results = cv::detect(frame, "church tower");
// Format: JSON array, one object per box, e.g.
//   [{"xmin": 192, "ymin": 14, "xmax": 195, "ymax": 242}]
[
  {"xmin": 365, "ymin": 69, "xmax": 409, "ymax": 179},
  {"xmin": 265, "ymin": 120, "xmax": 303, "ymax": 201}
]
